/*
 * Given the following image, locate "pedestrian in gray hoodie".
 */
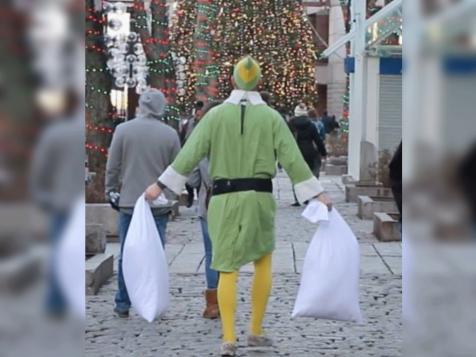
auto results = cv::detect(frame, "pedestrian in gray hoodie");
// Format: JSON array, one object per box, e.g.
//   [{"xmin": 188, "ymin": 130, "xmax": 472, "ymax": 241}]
[{"xmin": 105, "ymin": 88, "xmax": 181, "ymax": 318}]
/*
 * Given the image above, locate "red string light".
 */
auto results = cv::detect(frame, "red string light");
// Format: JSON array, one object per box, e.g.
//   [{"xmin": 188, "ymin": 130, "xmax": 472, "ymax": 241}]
[
  {"xmin": 86, "ymin": 143, "xmax": 108, "ymax": 157},
  {"xmin": 86, "ymin": 123, "xmax": 114, "ymax": 134}
]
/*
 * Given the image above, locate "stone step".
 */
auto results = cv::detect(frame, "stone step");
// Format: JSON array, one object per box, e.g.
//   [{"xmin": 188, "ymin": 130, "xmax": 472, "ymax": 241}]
[
  {"xmin": 358, "ymin": 195, "xmax": 398, "ymax": 220},
  {"xmin": 86, "ymin": 204, "xmax": 118, "ymax": 237},
  {"xmin": 345, "ymin": 183, "xmax": 393, "ymax": 203},
  {"xmin": 373, "ymin": 212, "xmax": 401, "ymax": 242},
  {"xmin": 86, "ymin": 253, "xmax": 114, "ymax": 295},
  {"xmin": 86, "ymin": 224, "xmax": 106, "ymax": 255}
]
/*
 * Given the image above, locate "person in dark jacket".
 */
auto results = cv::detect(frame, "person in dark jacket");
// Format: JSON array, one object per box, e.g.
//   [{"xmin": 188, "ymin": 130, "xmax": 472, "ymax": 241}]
[
  {"xmin": 289, "ymin": 103, "xmax": 327, "ymax": 206},
  {"xmin": 458, "ymin": 142, "xmax": 476, "ymax": 226},
  {"xmin": 321, "ymin": 112, "xmax": 340, "ymax": 134},
  {"xmin": 309, "ymin": 108, "xmax": 326, "ymax": 142},
  {"xmin": 290, "ymin": 104, "xmax": 327, "ymax": 172},
  {"xmin": 389, "ymin": 141, "xmax": 402, "ymax": 219}
]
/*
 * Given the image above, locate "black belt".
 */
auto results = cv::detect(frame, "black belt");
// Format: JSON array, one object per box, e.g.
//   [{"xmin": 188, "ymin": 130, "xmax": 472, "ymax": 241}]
[{"xmin": 212, "ymin": 178, "xmax": 273, "ymax": 196}]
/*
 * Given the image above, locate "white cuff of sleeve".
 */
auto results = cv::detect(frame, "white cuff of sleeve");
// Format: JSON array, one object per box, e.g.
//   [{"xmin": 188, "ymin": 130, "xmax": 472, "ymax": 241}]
[
  {"xmin": 158, "ymin": 166, "xmax": 188, "ymax": 196},
  {"xmin": 294, "ymin": 176, "xmax": 324, "ymax": 204}
]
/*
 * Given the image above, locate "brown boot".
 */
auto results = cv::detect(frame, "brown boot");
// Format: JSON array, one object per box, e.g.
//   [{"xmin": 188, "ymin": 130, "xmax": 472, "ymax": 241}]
[{"xmin": 203, "ymin": 289, "xmax": 219, "ymax": 319}]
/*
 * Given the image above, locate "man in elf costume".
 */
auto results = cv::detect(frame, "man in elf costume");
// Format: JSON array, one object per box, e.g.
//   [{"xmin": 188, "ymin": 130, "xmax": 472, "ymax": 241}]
[{"xmin": 145, "ymin": 56, "xmax": 332, "ymax": 356}]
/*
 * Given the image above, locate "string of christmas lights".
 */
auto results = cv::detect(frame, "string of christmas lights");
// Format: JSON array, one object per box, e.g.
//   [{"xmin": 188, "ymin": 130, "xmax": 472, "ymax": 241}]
[
  {"xmin": 86, "ymin": 143, "xmax": 108, "ymax": 157},
  {"xmin": 86, "ymin": 0, "xmax": 115, "ymax": 199}
]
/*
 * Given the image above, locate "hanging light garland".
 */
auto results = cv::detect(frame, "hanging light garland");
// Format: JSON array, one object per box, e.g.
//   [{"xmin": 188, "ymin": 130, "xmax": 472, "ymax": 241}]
[
  {"xmin": 103, "ymin": 2, "xmax": 149, "ymax": 94},
  {"xmin": 86, "ymin": 143, "xmax": 108, "ymax": 157}
]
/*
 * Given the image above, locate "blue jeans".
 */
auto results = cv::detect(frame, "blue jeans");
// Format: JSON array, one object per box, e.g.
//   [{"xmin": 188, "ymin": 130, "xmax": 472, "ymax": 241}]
[
  {"xmin": 200, "ymin": 218, "xmax": 219, "ymax": 289},
  {"xmin": 115, "ymin": 211, "xmax": 168, "ymax": 313},
  {"xmin": 46, "ymin": 212, "xmax": 69, "ymax": 314}
]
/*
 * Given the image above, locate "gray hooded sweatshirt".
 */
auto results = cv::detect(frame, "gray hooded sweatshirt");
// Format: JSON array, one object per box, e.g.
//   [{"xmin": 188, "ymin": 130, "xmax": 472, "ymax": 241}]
[{"xmin": 105, "ymin": 88, "xmax": 181, "ymax": 215}]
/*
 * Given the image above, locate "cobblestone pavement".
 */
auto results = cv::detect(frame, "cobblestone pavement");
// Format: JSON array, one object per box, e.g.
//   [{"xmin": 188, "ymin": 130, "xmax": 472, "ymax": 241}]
[{"xmin": 86, "ymin": 173, "xmax": 402, "ymax": 356}]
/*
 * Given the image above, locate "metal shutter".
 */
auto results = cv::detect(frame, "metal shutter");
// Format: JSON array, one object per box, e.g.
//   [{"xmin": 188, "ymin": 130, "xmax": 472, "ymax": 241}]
[{"xmin": 378, "ymin": 75, "xmax": 402, "ymax": 152}]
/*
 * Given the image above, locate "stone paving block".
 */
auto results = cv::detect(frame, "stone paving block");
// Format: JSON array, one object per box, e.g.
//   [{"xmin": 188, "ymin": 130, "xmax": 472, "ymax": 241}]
[
  {"xmin": 384, "ymin": 256, "xmax": 402, "ymax": 275},
  {"xmin": 272, "ymin": 243, "xmax": 294, "ymax": 273},
  {"xmin": 295, "ymin": 259, "xmax": 305, "ymax": 274},
  {"xmin": 360, "ymin": 243, "xmax": 377, "ymax": 256},
  {"xmin": 165, "ymin": 244, "xmax": 185, "ymax": 265},
  {"xmin": 373, "ymin": 242, "xmax": 401, "ymax": 257},
  {"xmin": 86, "ymin": 253, "xmax": 114, "ymax": 295},
  {"xmin": 179, "ymin": 242, "xmax": 205, "ymax": 254},
  {"xmin": 86, "ymin": 223, "xmax": 107, "ymax": 255},
  {"xmin": 360, "ymin": 255, "xmax": 391, "ymax": 275},
  {"xmin": 293, "ymin": 242, "xmax": 309, "ymax": 261},
  {"xmin": 169, "ymin": 244, "xmax": 204, "ymax": 273}
]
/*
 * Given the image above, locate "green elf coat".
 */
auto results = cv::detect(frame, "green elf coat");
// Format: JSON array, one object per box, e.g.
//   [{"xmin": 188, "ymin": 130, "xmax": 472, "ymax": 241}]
[{"xmin": 159, "ymin": 90, "xmax": 324, "ymax": 272}]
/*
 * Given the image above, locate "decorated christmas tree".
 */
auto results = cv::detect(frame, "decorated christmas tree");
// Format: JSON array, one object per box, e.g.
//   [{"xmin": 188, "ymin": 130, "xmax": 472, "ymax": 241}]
[{"xmin": 171, "ymin": 0, "xmax": 318, "ymax": 113}]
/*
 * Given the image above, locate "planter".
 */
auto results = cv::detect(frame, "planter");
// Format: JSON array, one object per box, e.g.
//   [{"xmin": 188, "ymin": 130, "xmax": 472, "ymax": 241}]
[
  {"xmin": 86, "ymin": 253, "xmax": 114, "ymax": 295},
  {"xmin": 373, "ymin": 212, "xmax": 401, "ymax": 242},
  {"xmin": 86, "ymin": 224, "xmax": 107, "ymax": 256},
  {"xmin": 86, "ymin": 204, "xmax": 118, "ymax": 238},
  {"xmin": 345, "ymin": 183, "xmax": 393, "ymax": 203},
  {"xmin": 358, "ymin": 195, "xmax": 398, "ymax": 220}
]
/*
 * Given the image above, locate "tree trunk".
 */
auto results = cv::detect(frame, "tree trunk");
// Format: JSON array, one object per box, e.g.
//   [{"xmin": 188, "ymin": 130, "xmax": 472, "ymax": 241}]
[
  {"xmin": 132, "ymin": 0, "xmax": 178, "ymax": 128},
  {"xmin": 86, "ymin": 0, "xmax": 113, "ymax": 202}
]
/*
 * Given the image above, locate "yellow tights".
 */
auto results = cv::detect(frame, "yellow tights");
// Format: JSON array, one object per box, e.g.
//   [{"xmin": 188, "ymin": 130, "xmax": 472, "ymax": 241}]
[{"xmin": 217, "ymin": 254, "xmax": 272, "ymax": 343}]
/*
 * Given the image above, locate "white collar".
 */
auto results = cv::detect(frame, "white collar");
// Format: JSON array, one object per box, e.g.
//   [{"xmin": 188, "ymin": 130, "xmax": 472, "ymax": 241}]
[{"xmin": 224, "ymin": 90, "xmax": 265, "ymax": 105}]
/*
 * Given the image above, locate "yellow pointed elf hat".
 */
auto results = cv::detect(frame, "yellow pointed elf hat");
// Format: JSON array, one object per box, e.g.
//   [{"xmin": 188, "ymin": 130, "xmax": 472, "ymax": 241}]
[{"xmin": 233, "ymin": 56, "xmax": 261, "ymax": 91}]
